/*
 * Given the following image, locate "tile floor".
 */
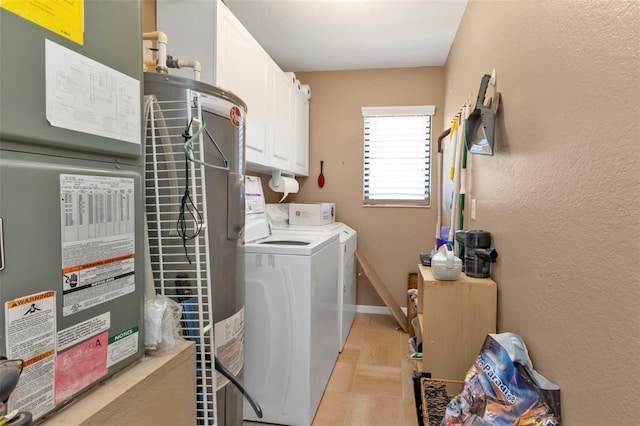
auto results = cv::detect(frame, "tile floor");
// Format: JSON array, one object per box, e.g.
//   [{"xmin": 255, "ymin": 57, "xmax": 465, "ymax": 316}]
[{"xmin": 244, "ymin": 313, "xmax": 419, "ymax": 426}]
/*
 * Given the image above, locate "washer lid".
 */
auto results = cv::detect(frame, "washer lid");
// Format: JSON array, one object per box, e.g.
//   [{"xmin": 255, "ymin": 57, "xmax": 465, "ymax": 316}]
[
  {"xmin": 242, "ymin": 231, "xmax": 338, "ymax": 256},
  {"xmin": 270, "ymin": 222, "xmax": 357, "ymax": 245},
  {"xmin": 269, "ymin": 221, "xmax": 343, "ymax": 234}
]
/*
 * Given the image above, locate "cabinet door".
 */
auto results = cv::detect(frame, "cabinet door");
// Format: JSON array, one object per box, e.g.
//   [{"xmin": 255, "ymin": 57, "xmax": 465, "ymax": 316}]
[
  {"xmin": 293, "ymin": 88, "xmax": 309, "ymax": 176},
  {"xmin": 216, "ymin": 3, "xmax": 270, "ymax": 168},
  {"xmin": 269, "ymin": 65, "xmax": 294, "ymax": 171}
]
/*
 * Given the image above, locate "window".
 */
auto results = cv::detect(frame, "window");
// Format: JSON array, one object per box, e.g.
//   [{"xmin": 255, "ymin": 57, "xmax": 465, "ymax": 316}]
[{"xmin": 362, "ymin": 105, "xmax": 434, "ymax": 207}]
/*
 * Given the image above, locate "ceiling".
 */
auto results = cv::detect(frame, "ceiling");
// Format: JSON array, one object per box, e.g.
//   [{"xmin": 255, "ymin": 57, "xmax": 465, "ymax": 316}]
[{"xmin": 223, "ymin": 0, "xmax": 468, "ymax": 73}]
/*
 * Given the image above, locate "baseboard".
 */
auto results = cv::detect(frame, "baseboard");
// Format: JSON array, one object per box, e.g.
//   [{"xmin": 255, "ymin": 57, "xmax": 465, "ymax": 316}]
[{"xmin": 356, "ymin": 305, "xmax": 409, "ymax": 315}]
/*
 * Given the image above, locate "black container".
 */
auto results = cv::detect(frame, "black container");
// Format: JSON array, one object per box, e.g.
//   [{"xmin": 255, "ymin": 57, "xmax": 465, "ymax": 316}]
[{"xmin": 455, "ymin": 230, "xmax": 498, "ymax": 278}]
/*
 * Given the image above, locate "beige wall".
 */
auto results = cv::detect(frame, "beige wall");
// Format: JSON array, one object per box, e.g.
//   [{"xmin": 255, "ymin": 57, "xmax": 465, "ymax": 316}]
[
  {"xmin": 444, "ymin": 0, "xmax": 639, "ymax": 423},
  {"xmin": 285, "ymin": 68, "xmax": 445, "ymax": 306},
  {"xmin": 142, "ymin": 0, "xmax": 156, "ymax": 33}
]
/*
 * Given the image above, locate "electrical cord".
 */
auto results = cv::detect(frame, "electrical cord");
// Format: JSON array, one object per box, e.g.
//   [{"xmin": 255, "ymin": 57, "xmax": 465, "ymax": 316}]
[
  {"xmin": 214, "ymin": 357, "xmax": 263, "ymax": 419},
  {"xmin": 177, "ymin": 119, "xmax": 203, "ymax": 264}
]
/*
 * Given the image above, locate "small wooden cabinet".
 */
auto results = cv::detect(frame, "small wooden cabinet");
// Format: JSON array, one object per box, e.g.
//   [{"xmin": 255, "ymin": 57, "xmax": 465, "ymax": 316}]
[{"xmin": 417, "ymin": 265, "xmax": 497, "ymax": 380}]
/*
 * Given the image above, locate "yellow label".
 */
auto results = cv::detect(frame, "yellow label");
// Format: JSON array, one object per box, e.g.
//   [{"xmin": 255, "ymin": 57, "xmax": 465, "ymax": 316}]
[
  {"xmin": 7, "ymin": 290, "xmax": 55, "ymax": 309},
  {"xmin": 1, "ymin": 0, "xmax": 84, "ymax": 45}
]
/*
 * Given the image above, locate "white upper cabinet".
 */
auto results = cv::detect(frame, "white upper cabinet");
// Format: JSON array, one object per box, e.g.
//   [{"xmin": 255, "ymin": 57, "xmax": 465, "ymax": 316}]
[
  {"xmin": 214, "ymin": 1, "xmax": 309, "ymax": 176},
  {"xmin": 215, "ymin": 4, "xmax": 271, "ymax": 169},
  {"xmin": 156, "ymin": 0, "xmax": 309, "ymax": 176}
]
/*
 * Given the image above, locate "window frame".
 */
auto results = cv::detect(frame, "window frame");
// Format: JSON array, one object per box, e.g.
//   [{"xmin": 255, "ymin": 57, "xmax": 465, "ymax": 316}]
[{"xmin": 361, "ymin": 105, "xmax": 435, "ymax": 208}]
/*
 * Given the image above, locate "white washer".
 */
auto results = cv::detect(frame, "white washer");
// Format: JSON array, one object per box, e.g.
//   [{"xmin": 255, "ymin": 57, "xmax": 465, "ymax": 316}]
[
  {"xmin": 266, "ymin": 204, "xmax": 358, "ymax": 352},
  {"xmin": 243, "ymin": 178, "xmax": 339, "ymax": 426}
]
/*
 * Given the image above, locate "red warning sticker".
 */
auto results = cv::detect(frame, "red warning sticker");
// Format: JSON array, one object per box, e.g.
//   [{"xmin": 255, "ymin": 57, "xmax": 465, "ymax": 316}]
[
  {"xmin": 55, "ymin": 332, "xmax": 108, "ymax": 404},
  {"xmin": 230, "ymin": 106, "xmax": 241, "ymax": 127}
]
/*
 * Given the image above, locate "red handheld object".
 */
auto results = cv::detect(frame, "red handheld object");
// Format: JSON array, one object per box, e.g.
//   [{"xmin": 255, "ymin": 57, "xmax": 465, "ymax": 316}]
[{"xmin": 318, "ymin": 160, "xmax": 325, "ymax": 187}]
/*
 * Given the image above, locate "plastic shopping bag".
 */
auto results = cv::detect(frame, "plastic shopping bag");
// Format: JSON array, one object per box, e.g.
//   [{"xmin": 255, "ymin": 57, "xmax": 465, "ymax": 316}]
[
  {"xmin": 144, "ymin": 295, "xmax": 185, "ymax": 352},
  {"xmin": 442, "ymin": 333, "xmax": 561, "ymax": 426}
]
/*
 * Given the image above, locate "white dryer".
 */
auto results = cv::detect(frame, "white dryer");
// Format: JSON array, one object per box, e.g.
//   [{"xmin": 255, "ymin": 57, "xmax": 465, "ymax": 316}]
[
  {"xmin": 266, "ymin": 204, "xmax": 358, "ymax": 352},
  {"xmin": 242, "ymin": 178, "xmax": 339, "ymax": 426}
]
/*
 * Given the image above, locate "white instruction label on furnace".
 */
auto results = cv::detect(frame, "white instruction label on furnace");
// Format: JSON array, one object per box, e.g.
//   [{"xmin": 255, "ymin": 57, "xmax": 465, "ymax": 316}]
[
  {"xmin": 5, "ymin": 291, "xmax": 57, "ymax": 419},
  {"xmin": 57, "ymin": 312, "xmax": 111, "ymax": 351},
  {"xmin": 45, "ymin": 39, "xmax": 141, "ymax": 144},
  {"xmin": 107, "ymin": 326, "xmax": 139, "ymax": 367},
  {"xmin": 60, "ymin": 174, "xmax": 136, "ymax": 316},
  {"xmin": 214, "ymin": 307, "xmax": 245, "ymax": 390}
]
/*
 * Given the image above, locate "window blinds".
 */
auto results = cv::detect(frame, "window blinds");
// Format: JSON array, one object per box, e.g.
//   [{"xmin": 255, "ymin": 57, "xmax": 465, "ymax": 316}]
[{"xmin": 362, "ymin": 106, "xmax": 433, "ymax": 206}]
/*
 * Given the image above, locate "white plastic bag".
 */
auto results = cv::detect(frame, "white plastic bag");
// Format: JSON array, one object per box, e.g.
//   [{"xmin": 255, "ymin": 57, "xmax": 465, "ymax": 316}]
[{"xmin": 144, "ymin": 295, "xmax": 184, "ymax": 352}]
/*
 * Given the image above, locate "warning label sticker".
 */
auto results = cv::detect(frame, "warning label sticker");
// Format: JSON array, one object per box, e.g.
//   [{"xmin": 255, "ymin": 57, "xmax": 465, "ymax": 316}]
[
  {"xmin": 5, "ymin": 291, "xmax": 56, "ymax": 419},
  {"xmin": 55, "ymin": 332, "xmax": 108, "ymax": 405},
  {"xmin": 107, "ymin": 326, "xmax": 139, "ymax": 367},
  {"xmin": 214, "ymin": 307, "xmax": 244, "ymax": 390}
]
